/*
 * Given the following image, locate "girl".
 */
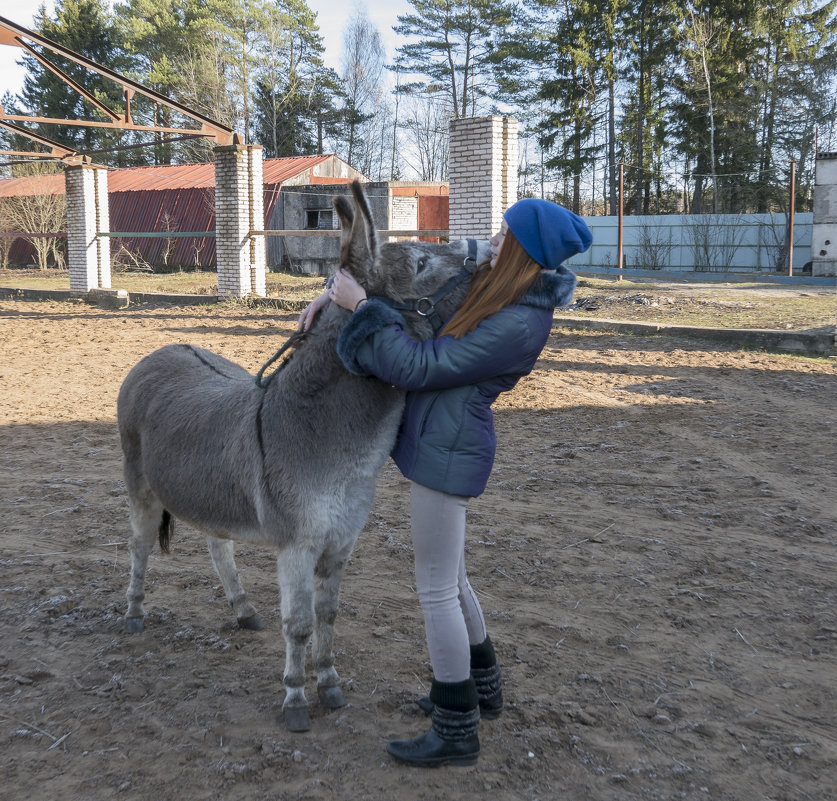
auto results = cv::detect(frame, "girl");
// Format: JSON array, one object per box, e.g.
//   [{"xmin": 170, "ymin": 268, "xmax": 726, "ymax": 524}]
[{"xmin": 302, "ymin": 197, "xmax": 591, "ymax": 766}]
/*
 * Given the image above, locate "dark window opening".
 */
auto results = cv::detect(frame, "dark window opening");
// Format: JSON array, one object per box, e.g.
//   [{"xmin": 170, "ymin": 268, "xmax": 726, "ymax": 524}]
[{"xmin": 305, "ymin": 209, "xmax": 333, "ymax": 230}]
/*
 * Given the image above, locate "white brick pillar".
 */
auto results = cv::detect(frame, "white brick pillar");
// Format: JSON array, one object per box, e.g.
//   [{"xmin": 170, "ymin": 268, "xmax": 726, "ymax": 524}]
[
  {"xmin": 448, "ymin": 116, "xmax": 518, "ymax": 240},
  {"xmin": 812, "ymin": 152, "xmax": 837, "ymax": 277},
  {"xmin": 213, "ymin": 144, "xmax": 266, "ymax": 297},
  {"xmin": 65, "ymin": 163, "xmax": 110, "ymax": 291}
]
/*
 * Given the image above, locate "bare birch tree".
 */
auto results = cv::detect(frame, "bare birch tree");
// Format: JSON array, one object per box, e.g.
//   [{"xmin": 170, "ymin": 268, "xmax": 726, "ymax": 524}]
[
  {"xmin": 400, "ymin": 96, "xmax": 451, "ymax": 181},
  {"xmin": 682, "ymin": 9, "xmax": 719, "ymax": 213},
  {"xmin": 0, "ymin": 198, "xmax": 17, "ymax": 268},
  {"xmin": 340, "ymin": 6, "xmax": 387, "ymax": 172},
  {"xmin": 4, "ymin": 166, "xmax": 66, "ymax": 270}
]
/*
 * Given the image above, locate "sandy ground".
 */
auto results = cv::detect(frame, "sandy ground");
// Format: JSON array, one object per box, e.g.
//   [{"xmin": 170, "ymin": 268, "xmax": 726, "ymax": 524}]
[{"xmin": 0, "ymin": 298, "xmax": 835, "ymax": 801}]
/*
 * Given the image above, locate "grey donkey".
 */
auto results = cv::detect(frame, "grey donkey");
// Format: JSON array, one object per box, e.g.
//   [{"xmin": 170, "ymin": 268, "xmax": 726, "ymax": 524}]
[{"xmin": 117, "ymin": 180, "xmax": 491, "ymax": 732}]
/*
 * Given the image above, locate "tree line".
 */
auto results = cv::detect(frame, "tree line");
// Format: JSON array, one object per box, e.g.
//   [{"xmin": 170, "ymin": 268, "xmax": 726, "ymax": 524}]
[{"xmin": 2, "ymin": 0, "xmax": 835, "ymax": 215}]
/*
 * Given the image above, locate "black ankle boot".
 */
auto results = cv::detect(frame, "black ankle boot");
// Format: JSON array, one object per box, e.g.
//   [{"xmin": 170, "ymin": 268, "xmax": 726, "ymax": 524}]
[
  {"xmin": 417, "ymin": 637, "xmax": 503, "ymax": 719},
  {"xmin": 389, "ymin": 679, "xmax": 480, "ymax": 766}
]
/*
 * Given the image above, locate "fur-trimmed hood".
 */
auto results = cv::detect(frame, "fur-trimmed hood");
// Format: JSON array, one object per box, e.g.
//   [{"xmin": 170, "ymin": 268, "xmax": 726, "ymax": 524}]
[{"xmin": 517, "ymin": 265, "xmax": 577, "ymax": 310}]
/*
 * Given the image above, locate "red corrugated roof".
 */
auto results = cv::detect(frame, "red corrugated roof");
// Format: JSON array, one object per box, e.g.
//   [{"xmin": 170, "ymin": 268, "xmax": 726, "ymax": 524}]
[
  {"xmin": 0, "ymin": 173, "xmax": 64, "ymax": 197},
  {"xmin": 108, "ymin": 162, "xmax": 216, "ymax": 191},
  {"xmin": 263, "ymin": 155, "xmax": 333, "ymax": 186},
  {"xmin": 0, "ymin": 154, "xmax": 336, "ymax": 196}
]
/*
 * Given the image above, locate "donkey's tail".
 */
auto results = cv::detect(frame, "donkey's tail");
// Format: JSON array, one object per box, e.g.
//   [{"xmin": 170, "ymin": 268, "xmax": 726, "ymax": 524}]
[{"xmin": 158, "ymin": 509, "xmax": 174, "ymax": 554}]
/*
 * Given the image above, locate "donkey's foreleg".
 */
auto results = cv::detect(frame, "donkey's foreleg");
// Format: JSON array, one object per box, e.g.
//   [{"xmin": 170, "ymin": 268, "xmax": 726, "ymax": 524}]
[
  {"xmin": 312, "ymin": 542, "xmax": 353, "ymax": 709},
  {"xmin": 206, "ymin": 536, "xmax": 263, "ymax": 630},
  {"xmin": 276, "ymin": 547, "xmax": 317, "ymax": 732},
  {"xmin": 125, "ymin": 491, "xmax": 165, "ymax": 633}
]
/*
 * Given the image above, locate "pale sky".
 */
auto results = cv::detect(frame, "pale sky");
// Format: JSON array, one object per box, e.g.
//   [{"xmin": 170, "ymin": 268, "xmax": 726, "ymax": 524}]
[{"xmin": 0, "ymin": 0, "xmax": 412, "ymax": 97}]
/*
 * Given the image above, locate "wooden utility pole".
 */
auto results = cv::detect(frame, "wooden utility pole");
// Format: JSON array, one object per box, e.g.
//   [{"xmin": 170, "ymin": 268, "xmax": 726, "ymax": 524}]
[
  {"xmin": 788, "ymin": 159, "xmax": 796, "ymax": 277},
  {"xmin": 617, "ymin": 162, "xmax": 624, "ymax": 281}
]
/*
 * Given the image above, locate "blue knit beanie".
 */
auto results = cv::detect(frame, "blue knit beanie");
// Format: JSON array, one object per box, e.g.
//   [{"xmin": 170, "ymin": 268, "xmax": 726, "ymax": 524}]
[{"xmin": 504, "ymin": 198, "xmax": 592, "ymax": 269}]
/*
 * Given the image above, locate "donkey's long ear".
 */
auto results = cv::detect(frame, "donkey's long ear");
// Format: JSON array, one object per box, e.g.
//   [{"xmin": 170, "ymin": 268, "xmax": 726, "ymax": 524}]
[
  {"xmin": 337, "ymin": 180, "xmax": 379, "ymax": 279},
  {"xmin": 334, "ymin": 193, "xmax": 354, "ymax": 229},
  {"xmin": 334, "ymin": 193, "xmax": 355, "ymax": 268},
  {"xmin": 351, "ymin": 180, "xmax": 379, "ymax": 261}
]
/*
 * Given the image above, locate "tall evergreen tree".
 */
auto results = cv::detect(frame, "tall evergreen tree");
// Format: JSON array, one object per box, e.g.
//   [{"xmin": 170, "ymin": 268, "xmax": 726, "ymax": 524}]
[
  {"xmin": 494, "ymin": 0, "xmax": 610, "ymax": 212},
  {"xmin": 252, "ymin": 0, "xmax": 339, "ymax": 157},
  {"xmin": 751, "ymin": 0, "xmax": 837, "ymax": 211},
  {"xmin": 0, "ymin": 92, "xmax": 35, "ymax": 173},
  {"xmin": 618, "ymin": 0, "xmax": 678, "ymax": 214},
  {"xmin": 18, "ymin": 0, "xmax": 128, "ymax": 163},
  {"xmin": 115, "ymin": 0, "xmax": 191, "ymax": 164},
  {"xmin": 253, "ymin": 76, "xmax": 318, "ymax": 155},
  {"xmin": 674, "ymin": 1, "xmax": 771, "ymax": 212},
  {"xmin": 393, "ymin": 0, "xmax": 512, "ymax": 120}
]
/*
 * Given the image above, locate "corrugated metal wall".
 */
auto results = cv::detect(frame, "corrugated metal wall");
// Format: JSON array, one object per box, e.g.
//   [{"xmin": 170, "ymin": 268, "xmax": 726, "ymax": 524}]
[
  {"xmin": 1, "ymin": 156, "xmax": 338, "ymax": 269},
  {"xmin": 110, "ymin": 188, "xmax": 215, "ymax": 269}
]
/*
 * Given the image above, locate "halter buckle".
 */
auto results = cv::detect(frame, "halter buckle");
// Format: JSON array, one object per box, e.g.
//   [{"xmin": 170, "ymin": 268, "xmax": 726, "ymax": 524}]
[{"xmin": 415, "ymin": 297, "xmax": 435, "ymax": 316}]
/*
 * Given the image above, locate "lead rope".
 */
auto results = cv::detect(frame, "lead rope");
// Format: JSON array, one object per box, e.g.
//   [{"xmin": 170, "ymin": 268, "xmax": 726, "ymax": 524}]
[{"xmin": 255, "ymin": 330, "xmax": 307, "ymax": 388}]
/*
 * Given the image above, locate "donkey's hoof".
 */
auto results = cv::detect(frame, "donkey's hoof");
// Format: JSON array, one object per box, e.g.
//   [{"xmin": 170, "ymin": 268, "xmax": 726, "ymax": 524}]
[
  {"xmin": 126, "ymin": 617, "xmax": 145, "ymax": 634},
  {"xmin": 237, "ymin": 613, "xmax": 264, "ymax": 631},
  {"xmin": 284, "ymin": 706, "xmax": 311, "ymax": 732},
  {"xmin": 318, "ymin": 685, "xmax": 346, "ymax": 709}
]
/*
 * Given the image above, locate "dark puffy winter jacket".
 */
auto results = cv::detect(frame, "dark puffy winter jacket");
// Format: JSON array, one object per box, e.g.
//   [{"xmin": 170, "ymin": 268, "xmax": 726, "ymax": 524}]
[{"xmin": 336, "ymin": 266, "xmax": 577, "ymax": 497}]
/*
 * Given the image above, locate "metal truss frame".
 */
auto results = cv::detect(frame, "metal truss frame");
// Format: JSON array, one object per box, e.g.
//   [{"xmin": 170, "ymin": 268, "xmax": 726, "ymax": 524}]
[{"xmin": 0, "ymin": 14, "xmax": 237, "ymax": 163}]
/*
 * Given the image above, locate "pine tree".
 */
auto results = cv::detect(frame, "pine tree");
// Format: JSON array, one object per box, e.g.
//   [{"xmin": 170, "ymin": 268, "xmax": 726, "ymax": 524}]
[
  {"xmin": 618, "ymin": 0, "xmax": 678, "ymax": 214},
  {"xmin": 115, "ymin": 0, "xmax": 190, "ymax": 164},
  {"xmin": 393, "ymin": 0, "xmax": 513, "ymax": 120},
  {"xmin": 252, "ymin": 0, "xmax": 339, "ymax": 157},
  {"xmin": 493, "ymin": 0, "xmax": 611, "ymax": 212},
  {"xmin": 18, "ymin": 0, "xmax": 127, "ymax": 162},
  {"xmin": 751, "ymin": 0, "xmax": 837, "ymax": 211}
]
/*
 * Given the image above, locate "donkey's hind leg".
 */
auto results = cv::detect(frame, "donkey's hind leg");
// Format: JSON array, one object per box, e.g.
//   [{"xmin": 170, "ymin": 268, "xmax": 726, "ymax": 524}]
[
  {"xmin": 125, "ymin": 487, "xmax": 165, "ymax": 634},
  {"xmin": 312, "ymin": 541, "xmax": 353, "ymax": 710},
  {"xmin": 206, "ymin": 536, "xmax": 263, "ymax": 630}
]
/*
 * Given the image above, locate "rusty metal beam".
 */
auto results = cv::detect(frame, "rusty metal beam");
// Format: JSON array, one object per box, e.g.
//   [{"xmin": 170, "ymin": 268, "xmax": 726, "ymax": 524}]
[
  {"xmin": 0, "ymin": 109, "xmax": 220, "ymax": 137},
  {"xmin": 0, "ymin": 151, "xmax": 63, "ymax": 158},
  {"xmin": 0, "ymin": 14, "xmax": 236, "ymax": 148},
  {"xmin": 15, "ymin": 38, "xmax": 121, "ymax": 122},
  {"xmin": 0, "ymin": 118, "xmax": 77, "ymax": 157}
]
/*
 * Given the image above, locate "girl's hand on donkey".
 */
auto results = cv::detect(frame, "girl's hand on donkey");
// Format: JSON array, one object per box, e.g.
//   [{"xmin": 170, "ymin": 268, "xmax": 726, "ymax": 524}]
[
  {"xmin": 329, "ymin": 269, "xmax": 368, "ymax": 313},
  {"xmin": 297, "ymin": 290, "xmax": 330, "ymax": 332}
]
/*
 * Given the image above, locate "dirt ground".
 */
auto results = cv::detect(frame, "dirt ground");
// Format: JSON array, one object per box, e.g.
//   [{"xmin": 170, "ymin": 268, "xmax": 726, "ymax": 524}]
[{"xmin": 0, "ymin": 298, "xmax": 835, "ymax": 801}]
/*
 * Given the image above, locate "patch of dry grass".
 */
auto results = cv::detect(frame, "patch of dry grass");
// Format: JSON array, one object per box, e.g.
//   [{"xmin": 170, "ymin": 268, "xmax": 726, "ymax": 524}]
[
  {"xmin": 0, "ymin": 267, "xmax": 325, "ymax": 300},
  {"xmin": 1, "ymin": 269, "xmax": 834, "ymax": 332},
  {"xmin": 569, "ymin": 277, "xmax": 836, "ymax": 331}
]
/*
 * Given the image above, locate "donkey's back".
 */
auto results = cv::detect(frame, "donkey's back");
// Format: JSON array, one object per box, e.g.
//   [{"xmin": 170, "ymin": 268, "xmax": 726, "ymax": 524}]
[{"xmin": 118, "ymin": 343, "xmax": 268, "ymax": 539}]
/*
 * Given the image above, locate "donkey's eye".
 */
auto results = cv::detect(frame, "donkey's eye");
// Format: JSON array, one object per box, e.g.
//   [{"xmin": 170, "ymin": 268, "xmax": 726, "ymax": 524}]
[{"xmin": 416, "ymin": 258, "xmax": 427, "ymax": 274}]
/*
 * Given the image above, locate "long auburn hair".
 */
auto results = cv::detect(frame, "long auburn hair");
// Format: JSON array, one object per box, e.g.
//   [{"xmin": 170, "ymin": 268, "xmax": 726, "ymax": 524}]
[{"xmin": 440, "ymin": 229, "xmax": 543, "ymax": 339}]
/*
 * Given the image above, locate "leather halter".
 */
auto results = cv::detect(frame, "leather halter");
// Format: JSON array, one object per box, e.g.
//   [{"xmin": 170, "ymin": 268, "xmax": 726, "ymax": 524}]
[{"xmin": 374, "ymin": 238, "xmax": 481, "ymax": 335}]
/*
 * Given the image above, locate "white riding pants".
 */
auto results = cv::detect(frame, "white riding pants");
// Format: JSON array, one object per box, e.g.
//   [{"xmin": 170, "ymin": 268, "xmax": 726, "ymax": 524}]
[{"xmin": 410, "ymin": 481, "xmax": 488, "ymax": 683}]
